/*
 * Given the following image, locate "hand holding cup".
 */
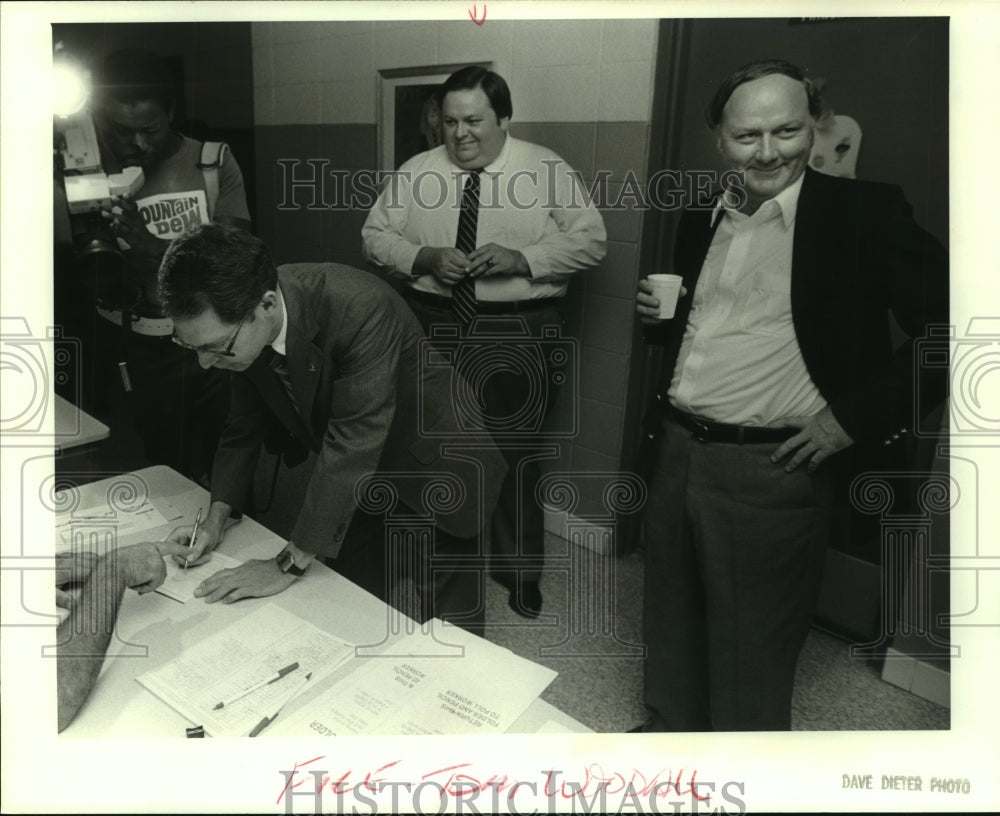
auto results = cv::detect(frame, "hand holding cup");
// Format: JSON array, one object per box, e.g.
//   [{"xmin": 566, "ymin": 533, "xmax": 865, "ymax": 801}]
[{"xmin": 636, "ymin": 275, "xmax": 686, "ymax": 322}]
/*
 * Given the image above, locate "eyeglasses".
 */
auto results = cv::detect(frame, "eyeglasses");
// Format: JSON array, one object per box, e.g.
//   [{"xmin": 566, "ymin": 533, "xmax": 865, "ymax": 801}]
[{"xmin": 171, "ymin": 309, "xmax": 252, "ymax": 358}]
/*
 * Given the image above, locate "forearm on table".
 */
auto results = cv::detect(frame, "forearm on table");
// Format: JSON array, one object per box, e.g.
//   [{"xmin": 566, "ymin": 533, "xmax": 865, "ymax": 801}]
[{"xmin": 56, "ymin": 555, "xmax": 129, "ymax": 732}]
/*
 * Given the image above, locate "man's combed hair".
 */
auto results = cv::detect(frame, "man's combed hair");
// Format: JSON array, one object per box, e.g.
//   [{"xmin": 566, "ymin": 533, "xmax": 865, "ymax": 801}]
[
  {"xmin": 705, "ymin": 59, "xmax": 824, "ymax": 129},
  {"xmin": 91, "ymin": 47, "xmax": 175, "ymax": 112},
  {"xmin": 158, "ymin": 224, "xmax": 277, "ymax": 324},
  {"xmin": 442, "ymin": 65, "xmax": 513, "ymax": 122}
]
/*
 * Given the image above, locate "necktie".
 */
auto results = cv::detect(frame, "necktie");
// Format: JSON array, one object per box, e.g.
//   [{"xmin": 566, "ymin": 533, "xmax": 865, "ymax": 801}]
[
  {"xmin": 451, "ymin": 170, "xmax": 482, "ymax": 325},
  {"xmin": 263, "ymin": 347, "xmax": 310, "ymax": 462},
  {"xmin": 269, "ymin": 349, "xmax": 300, "ymax": 416}
]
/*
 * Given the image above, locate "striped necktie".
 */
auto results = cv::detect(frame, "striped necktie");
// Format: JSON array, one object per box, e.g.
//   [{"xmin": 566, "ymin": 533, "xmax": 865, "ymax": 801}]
[{"xmin": 451, "ymin": 170, "xmax": 482, "ymax": 325}]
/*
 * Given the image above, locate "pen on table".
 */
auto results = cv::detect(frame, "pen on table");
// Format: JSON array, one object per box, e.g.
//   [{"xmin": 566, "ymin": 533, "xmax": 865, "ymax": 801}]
[
  {"xmin": 248, "ymin": 671, "xmax": 313, "ymax": 738},
  {"xmin": 185, "ymin": 507, "xmax": 202, "ymax": 572},
  {"xmin": 212, "ymin": 661, "xmax": 300, "ymax": 710}
]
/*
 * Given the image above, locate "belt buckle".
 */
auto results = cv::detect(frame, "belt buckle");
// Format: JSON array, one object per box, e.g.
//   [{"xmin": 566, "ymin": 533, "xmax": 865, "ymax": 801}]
[{"xmin": 691, "ymin": 417, "xmax": 710, "ymax": 442}]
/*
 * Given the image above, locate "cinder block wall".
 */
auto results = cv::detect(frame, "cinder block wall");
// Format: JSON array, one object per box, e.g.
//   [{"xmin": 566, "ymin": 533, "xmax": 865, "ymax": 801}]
[{"xmin": 251, "ymin": 19, "xmax": 658, "ymax": 516}]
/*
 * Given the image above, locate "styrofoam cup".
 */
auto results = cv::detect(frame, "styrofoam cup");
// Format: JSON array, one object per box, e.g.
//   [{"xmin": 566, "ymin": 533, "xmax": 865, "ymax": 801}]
[{"xmin": 647, "ymin": 274, "xmax": 683, "ymax": 319}]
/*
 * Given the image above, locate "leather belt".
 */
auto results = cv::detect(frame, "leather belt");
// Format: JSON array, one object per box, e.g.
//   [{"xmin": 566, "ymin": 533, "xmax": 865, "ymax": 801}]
[
  {"xmin": 667, "ymin": 404, "xmax": 796, "ymax": 444},
  {"xmin": 96, "ymin": 304, "xmax": 174, "ymax": 337},
  {"xmin": 406, "ymin": 288, "xmax": 563, "ymax": 314}
]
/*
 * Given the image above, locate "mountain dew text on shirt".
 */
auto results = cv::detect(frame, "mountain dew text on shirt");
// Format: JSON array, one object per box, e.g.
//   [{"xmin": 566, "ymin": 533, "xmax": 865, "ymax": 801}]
[{"xmin": 138, "ymin": 190, "xmax": 210, "ymax": 240}]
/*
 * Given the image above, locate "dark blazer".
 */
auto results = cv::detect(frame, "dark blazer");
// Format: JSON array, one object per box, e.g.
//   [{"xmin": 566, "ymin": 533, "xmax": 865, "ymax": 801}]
[
  {"xmin": 647, "ymin": 167, "xmax": 949, "ymax": 447},
  {"xmin": 211, "ymin": 263, "xmax": 508, "ymax": 558}
]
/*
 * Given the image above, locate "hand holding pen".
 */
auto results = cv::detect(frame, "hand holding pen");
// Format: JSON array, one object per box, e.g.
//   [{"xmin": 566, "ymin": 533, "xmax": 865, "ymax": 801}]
[
  {"xmin": 184, "ymin": 508, "xmax": 202, "ymax": 572},
  {"xmin": 167, "ymin": 502, "xmax": 233, "ymax": 568}
]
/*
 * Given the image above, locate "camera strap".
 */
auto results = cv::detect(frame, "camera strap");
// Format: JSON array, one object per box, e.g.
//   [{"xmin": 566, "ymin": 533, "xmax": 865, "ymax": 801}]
[
  {"xmin": 111, "ymin": 142, "xmax": 228, "ymax": 397},
  {"xmin": 197, "ymin": 141, "xmax": 229, "ymax": 221}
]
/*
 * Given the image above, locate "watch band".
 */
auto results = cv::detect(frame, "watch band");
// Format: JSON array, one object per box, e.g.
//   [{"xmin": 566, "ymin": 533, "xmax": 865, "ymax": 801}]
[{"xmin": 276, "ymin": 546, "xmax": 308, "ymax": 576}]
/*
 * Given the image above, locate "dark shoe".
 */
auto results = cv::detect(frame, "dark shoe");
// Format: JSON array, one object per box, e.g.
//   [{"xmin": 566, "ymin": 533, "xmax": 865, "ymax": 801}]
[{"xmin": 508, "ymin": 580, "xmax": 543, "ymax": 619}]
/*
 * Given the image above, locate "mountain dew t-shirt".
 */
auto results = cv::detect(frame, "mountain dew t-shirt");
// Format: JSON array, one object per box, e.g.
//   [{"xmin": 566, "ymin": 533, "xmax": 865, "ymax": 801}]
[
  {"xmin": 134, "ymin": 135, "xmax": 250, "ymax": 241},
  {"xmin": 104, "ymin": 135, "xmax": 250, "ymax": 312}
]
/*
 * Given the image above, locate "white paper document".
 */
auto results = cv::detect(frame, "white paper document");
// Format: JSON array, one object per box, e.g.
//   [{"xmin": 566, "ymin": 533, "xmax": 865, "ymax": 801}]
[
  {"xmin": 269, "ymin": 626, "xmax": 558, "ymax": 737},
  {"xmin": 54, "ymin": 497, "xmax": 171, "ymax": 547},
  {"xmin": 535, "ymin": 719, "xmax": 577, "ymax": 734},
  {"xmin": 155, "ymin": 551, "xmax": 244, "ymax": 602},
  {"xmin": 136, "ymin": 604, "xmax": 354, "ymax": 737}
]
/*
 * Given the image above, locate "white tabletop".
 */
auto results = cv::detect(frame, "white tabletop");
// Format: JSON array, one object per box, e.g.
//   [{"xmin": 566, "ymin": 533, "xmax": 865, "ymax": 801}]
[
  {"xmin": 60, "ymin": 466, "xmax": 589, "ymax": 737},
  {"xmin": 53, "ymin": 393, "xmax": 109, "ymax": 450}
]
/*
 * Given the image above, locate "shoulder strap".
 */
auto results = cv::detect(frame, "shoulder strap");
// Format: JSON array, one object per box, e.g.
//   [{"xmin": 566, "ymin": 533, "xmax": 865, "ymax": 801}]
[{"xmin": 198, "ymin": 141, "xmax": 229, "ymax": 220}]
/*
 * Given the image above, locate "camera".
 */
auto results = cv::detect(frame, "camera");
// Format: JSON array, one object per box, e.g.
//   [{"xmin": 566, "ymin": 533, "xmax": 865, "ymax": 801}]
[
  {"xmin": 915, "ymin": 318, "xmax": 1000, "ymax": 437},
  {"xmin": 419, "ymin": 316, "xmax": 578, "ymax": 438},
  {"xmin": 53, "ymin": 47, "xmax": 144, "ymax": 286}
]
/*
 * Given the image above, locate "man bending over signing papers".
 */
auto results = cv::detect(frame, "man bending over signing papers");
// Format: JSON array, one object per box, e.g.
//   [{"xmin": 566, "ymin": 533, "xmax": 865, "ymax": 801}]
[{"xmin": 159, "ymin": 225, "xmax": 506, "ymax": 636}]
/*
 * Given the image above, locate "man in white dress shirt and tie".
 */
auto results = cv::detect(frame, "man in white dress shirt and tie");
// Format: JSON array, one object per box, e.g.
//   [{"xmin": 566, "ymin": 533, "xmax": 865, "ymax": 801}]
[{"xmin": 363, "ymin": 65, "xmax": 606, "ymax": 617}]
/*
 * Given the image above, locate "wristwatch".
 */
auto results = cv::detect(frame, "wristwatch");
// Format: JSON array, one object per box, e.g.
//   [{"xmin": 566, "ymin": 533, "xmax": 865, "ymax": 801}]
[{"xmin": 275, "ymin": 546, "xmax": 308, "ymax": 576}]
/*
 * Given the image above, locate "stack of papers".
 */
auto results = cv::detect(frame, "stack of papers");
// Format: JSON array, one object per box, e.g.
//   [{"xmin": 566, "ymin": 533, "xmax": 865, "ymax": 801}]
[
  {"xmin": 269, "ymin": 627, "xmax": 557, "ymax": 737},
  {"xmin": 136, "ymin": 605, "xmax": 355, "ymax": 737},
  {"xmin": 136, "ymin": 604, "xmax": 559, "ymax": 737}
]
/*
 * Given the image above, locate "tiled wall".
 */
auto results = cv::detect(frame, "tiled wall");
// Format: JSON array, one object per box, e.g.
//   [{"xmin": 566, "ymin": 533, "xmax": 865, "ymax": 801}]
[{"xmin": 251, "ymin": 19, "xmax": 658, "ymax": 516}]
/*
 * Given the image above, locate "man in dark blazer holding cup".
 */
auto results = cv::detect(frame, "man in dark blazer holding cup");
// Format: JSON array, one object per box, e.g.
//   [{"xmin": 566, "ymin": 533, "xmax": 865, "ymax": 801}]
[{"xmin": 635, "ymin": 59, "xmax": 948, "ymax": 731}]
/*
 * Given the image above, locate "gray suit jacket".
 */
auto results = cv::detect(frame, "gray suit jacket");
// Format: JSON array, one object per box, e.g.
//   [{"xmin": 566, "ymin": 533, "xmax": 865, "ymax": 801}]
[{"xmin": 211, "ymin": 263, "xmax": 508, "ymax": 558}]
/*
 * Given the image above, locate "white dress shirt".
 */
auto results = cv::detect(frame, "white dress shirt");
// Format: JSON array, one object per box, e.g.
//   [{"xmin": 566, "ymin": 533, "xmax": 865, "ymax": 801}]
[
  {"xmin": 270, "ymin": 287, "xmax": 288, "ymax": 356},
  {"xmin": 361, "ymin": 136, "xmax": 606, "ymax": 301},
  {"xmin": 669, "ymin": 172, "xmax": 827, "ymax": 425}
]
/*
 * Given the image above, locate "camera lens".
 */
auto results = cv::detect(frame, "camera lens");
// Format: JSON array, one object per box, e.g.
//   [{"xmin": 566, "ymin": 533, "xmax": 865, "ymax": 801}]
[
  {"xmin": 70, "ymin": 211, "xmax": 124, "ymax": 284},
  {"xmin": 74, "ymin": 234, "xmax": 124, "ymax": 276}
]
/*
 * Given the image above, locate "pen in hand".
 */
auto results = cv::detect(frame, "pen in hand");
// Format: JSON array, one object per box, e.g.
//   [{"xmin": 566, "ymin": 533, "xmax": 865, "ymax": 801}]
[
  {"xmin": 185, "ymin": 508, "xmax": 202, "ymax": 572},
  {"xmin": 248, "ymin": 671, "xmax": 313, "ymax": 737}
]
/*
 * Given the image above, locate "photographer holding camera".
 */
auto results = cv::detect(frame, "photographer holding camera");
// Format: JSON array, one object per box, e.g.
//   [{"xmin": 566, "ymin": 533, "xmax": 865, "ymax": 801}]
[
  {"xmin": 59, "ymin": 47, "xmax": 251, "ymax": 482},
  {"xmin": 362, "ymin": 66, "xmax": 606, "ymax": 618}
]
